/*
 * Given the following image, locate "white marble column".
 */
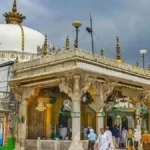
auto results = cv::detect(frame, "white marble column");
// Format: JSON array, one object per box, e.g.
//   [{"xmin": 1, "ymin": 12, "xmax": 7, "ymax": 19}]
[
  {"xmin": 96, "ymin": 112, "xmax": 104, "ymax": 134},
  {"xmin": 59, "ymin": 75, "xmax": 93, "ymax": 150},
  {"xmin": 71, "ymin": 100, "xmax": 81, "ymax": 140}
]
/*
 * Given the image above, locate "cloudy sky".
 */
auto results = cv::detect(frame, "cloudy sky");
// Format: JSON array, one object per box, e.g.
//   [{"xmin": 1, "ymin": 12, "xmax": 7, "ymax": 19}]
[{"xmin": 0, "ymin": 0, "xmax": 149, "ymax": 68}]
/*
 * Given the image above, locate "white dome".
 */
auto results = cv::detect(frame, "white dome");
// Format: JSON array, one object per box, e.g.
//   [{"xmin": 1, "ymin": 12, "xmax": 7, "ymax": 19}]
[{"xmin": 0, "ymin": 24, "xmax": 46, "ymax": 53}]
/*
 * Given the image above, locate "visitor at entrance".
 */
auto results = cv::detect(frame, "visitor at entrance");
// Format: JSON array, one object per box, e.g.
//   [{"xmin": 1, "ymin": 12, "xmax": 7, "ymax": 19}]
[
  {"xmin": 105, "ymin": 126, "xmax": 114, "ymax": 150},
  {"xmin": 60, "ymin": 126, "xmax": 67, "ymax": 140},
  {"xmin": 96, "ymin": 128, "xmax": 109, "ymax": 150},
  {"xmin": 83, "ymin": 126, "xmax": 88, "ymax": 140},
  {"xmin": 134, "ymin": 129, "xmax": 140, "ymax": 150},
  {"xmin": 127, "ymin": 129, "xmax": 134, "ymax": 150},
  {"xmin": 121, "ymin": 127, "xmax": 127, "ymax": 148},
  {"xmin": 112, "ymin": 126, "xmax": 120, "ymax": 148},
  {"xmin": 88, "ymin": 129, "xmax": 96, "ymax": 150}
]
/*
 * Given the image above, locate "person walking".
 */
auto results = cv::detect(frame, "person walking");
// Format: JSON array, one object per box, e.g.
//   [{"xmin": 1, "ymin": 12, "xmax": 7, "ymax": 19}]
[
  {"xmin": 105, "ymin": 126, "xmax": 114, "ymax": 150},
  {"xmin": 96, "ymin": 128, "xmax": 109, "ymax": 150},
  {"xmin": 121, "ymin": 128, "xmax": 127, "ymax": 148},
  {"xmin": 88, "ymin": 128, "xmax": 97, "ymax": 150},
  {"xmin": 134, "ymin": 129, "xmax": 141, "ymax": 150},
  {"xmin": 112, "ymin": 126, "xmax": 120, "ymax": 148}
]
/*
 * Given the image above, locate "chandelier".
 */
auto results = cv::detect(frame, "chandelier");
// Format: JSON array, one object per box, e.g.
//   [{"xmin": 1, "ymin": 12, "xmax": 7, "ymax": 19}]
[{"xmin": 36, "ymin": 99, "xmax": 46, "ymax": 112}]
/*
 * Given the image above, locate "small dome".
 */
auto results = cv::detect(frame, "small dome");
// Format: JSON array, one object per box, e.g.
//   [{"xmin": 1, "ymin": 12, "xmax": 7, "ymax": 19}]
[{"xmin": 0, "ymin": 24, "xmax": 47, "ymax": 53}]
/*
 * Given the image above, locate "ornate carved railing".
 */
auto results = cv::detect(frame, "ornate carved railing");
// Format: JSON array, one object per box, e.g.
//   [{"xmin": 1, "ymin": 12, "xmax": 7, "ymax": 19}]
[
  {"xmin": 13, "ymin": 49, "xmax": 150, "ymax": 78},
  {"xmin": 26, "ymin": 139, "xmax": 88, "ymax": 150}
]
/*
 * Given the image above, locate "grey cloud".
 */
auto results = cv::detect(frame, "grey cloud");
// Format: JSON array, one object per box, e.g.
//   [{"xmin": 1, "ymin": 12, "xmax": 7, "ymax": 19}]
[{"xmin": 0, "ymin": 0, "xmax": 149, "ymax": 67}]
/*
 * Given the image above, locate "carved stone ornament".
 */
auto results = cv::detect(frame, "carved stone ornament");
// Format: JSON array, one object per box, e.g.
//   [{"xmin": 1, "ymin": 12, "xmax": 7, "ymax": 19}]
[
  {"xmin": 89, "ymin": 82, "xmax": 105, "ymax": 112},
  {"xmin": 59, "ymin": 75, "xmax": 93, "ymax": 101},
  {"xmin": 142, "ymin": 90, "xmax": 150, "ymax": 102},
  {"xmin": 10, "ymin": 85, "xmax": 22, "ymax": 102},
  {"xmin": 103, "ymin": 82, "xmax": 117, "ymax": 101}
]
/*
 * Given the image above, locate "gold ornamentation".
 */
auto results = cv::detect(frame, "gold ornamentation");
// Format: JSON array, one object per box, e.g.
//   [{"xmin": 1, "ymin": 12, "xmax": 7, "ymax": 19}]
[
  {"xmin": 136, "ymin": 60, "xmax": 139, "ymax": 67},
  {"xmin": 116, "ymin": 36, "xmax": 123, "ymax": 63},
  {"xmin": 13, "ymin": 49, "xmax": 150, "ymax": 78},
  {"xmin": 66, "ymin": 35, "xmax": 70, "ymax": 50},
  {"xmin": 43, "ymin": 34, "xmax": 48, "ymax": 56},
  {"xmin": 100, "ymin": 48, "xmax": 104, "ymax": 56},
  {"xmin": 19, "ymin": 25, "xmax": 25, "ymax": 51},
  {"xmin": 28, "ymin": 98, "xmax": 44, "ymax": 139},
  {"xmin": 36, "ymin": 98, "xmax": 46, "ymax": 112},
  {"xmin": 3, "ymin": 0, "xmax": 26, "ymax": 24}
]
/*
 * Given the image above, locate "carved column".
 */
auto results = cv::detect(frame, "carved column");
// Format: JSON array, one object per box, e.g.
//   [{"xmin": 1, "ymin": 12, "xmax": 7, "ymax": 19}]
[
  {"xmin": 89, "ymin": 81, "xmax": 116, "ymax": 134},
  {"xmin": 96, "ymin": 110, "xmax": 104, "ymax": 134},
  {"xmin": 59, "ymin": 75, "xmax": 92, "ymax": 149},
  {"xmin": 89, "ymin": 82, "xmax": 105, "ymax": 134}
]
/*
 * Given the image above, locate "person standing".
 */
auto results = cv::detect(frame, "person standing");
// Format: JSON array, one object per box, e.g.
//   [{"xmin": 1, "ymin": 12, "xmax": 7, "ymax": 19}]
[
  {"xmin": 134, "ymin": 129, "xmax": 141, "ymax": 150},
  {"xmin": 88, "ymin": 129, "xmax": 97, "ymax": 150},
  {"xmin": 96, "ymin": 128, "xmax": 109, "ymax": 150},
  {"xmin": 121, "ymin": 128, "xmax": 127, "ymax": 148},
  {"xmin": 105, "ymin": 126, "xmax": 114, "ymax": 150},
  {"xmin": 112, "ymin": 126, "xmax": 120, "ymax": 148},
  {"xmin": 83, "ymin": 126, "xmax": 88, "ymax": 140},
  {"xmin": 60, "ymin": 126, "xmax": 67, "ymax": 140}
]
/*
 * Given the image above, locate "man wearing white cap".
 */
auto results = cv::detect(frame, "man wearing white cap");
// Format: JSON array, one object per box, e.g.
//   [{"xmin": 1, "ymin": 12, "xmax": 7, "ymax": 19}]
[{"xmin": 96, "ymin": 128, "xmax": 109, "ymax": 150}]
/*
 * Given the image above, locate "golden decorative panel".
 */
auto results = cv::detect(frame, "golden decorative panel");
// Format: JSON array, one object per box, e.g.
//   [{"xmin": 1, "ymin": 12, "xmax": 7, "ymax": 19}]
[{"xmin": 27, "ymin": 98, "xmax": 44, "ymax": 139}]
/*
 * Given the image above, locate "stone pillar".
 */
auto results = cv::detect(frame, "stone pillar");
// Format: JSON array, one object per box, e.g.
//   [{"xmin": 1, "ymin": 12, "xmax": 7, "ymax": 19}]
[
  {"xmin": 59, "ymin": 75, "xmax": 93, "ymax": 150},
  {"xmin": 96, "ymin": 111, "xmax": 104, "ymax": 134},
  {"xmin": 71, "ymin": 100, "xmax": 81, "ymax": 140}
]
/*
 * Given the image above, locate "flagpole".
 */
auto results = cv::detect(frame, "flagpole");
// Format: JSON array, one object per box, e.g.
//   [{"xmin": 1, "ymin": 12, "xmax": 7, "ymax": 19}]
[{"xmin": 90, "ymin": 13, "xmax": 94, "ymax": 54}]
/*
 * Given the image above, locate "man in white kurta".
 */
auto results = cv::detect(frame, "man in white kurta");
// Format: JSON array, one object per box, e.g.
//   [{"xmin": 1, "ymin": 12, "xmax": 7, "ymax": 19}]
[
  {"xmin": 121, "ymin": 128, "xmax": 127, "ymax": 147},
  {"xmin": 60, "ymin": 127, "xmax": 67, "ymax": 140},
  {"xmin": 96, "ymin": 128, "xmax": 109, "ymax": 150},
  {"xmin": 105, "ymin": 126, "xmax": 114, "ymax": 150}
]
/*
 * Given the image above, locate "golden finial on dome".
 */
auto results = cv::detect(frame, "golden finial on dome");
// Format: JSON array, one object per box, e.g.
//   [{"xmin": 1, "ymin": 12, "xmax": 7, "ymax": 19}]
[
  {"xmin": 116, "ymin": 36, "xmax": 123, "ymax": 63},
  {"xmin": 136, "ymin": 60, "xmax": 139, "ymax": 67},
  {"xmin": 43, "ymin": 34, "xmax": 48, "ymax": 56},
  {"xmin": 3, "ymin": 0, "xmax": 26, "ymax": 24},
  {"xmin": 100, "ymin": 48, "xmax": 104, "ymax": 56},
  {"xmin": 66, "ymin": 35, "xmax": 70, "ymax": 50}
]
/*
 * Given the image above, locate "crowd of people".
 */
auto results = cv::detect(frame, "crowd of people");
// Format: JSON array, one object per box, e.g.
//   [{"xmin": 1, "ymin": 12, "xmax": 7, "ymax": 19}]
[{"xmin": 83, "ymin": 125, "xmax": 141, "ymax": 150}]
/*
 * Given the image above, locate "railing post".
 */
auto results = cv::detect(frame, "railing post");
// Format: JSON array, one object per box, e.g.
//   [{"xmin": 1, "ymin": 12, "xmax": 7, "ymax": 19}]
[{"xmin": 37, "ymin": 137, "xmax": 41, "ymax": 150}]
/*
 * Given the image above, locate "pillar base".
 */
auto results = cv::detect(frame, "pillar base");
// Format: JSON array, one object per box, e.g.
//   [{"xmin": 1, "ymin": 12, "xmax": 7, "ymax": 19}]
[
  {"xmin": 68, "ymin": 132, "xmax": 84, "ymax": 150},
  {"xmin": 68, "ymin": 140, "xmax": 84, "ymax": 150}
]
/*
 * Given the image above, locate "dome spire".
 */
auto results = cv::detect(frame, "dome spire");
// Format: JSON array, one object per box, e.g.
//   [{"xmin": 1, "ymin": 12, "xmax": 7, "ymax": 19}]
[
  {"xmin": 3, "ymin": 0, "xmax": 26, "ymax": 24},
  {"xmin": 12, "ymin": 0, "xmax": 17, "ymax": 12},
  {"xmin": 116, "ymin": 36, "xmax": 123, "ymax": 63},
  {"xmin": 43, "ymin": 34, "xmax": 48, "ymax": 56},
  {"xmin": 100, "ymin": 48, "xmax": 104, "ymax": 56},
  {"xmin": 65, "ymin": 35, "xmax": 70, "ymax": 50}
]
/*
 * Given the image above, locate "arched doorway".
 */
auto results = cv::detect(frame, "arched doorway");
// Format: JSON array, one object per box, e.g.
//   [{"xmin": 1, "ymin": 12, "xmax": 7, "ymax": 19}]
[{"xmin": 122, "ymin": 116, "xmax": 128, "ymax": 130}]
